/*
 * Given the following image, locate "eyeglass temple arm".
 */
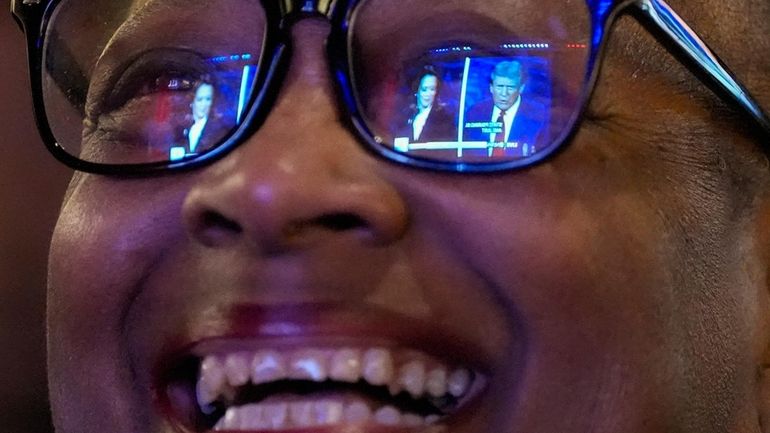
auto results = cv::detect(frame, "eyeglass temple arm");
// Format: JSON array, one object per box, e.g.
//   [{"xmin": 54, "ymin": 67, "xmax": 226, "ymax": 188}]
[{"xmin": 633, "ymin": 0, "xmax": 770, "ymax": 138}]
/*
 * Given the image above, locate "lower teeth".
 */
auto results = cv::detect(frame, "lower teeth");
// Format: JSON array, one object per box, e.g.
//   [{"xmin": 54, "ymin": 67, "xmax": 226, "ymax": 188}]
[{"xmin": 213, "ymin": 399, "xmax": 440, "ymax": 430}]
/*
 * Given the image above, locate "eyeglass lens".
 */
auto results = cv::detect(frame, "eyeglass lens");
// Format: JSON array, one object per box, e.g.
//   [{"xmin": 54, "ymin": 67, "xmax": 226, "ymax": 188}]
[{"xmin": 41, "ymin": 0, "xmax": 591, "ymax": 167}]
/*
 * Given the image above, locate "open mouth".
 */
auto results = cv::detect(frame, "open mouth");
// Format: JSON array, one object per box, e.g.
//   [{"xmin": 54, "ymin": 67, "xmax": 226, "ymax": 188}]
[{"xmin": 162, "ymin": 344, "xmax": 485, "ymax": 432}]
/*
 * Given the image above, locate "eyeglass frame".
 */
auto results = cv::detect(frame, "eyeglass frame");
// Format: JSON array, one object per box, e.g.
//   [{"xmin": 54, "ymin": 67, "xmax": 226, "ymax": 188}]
[{"xmin": 10, "ymin": 0, "xmax": 770, "ymax": 175}]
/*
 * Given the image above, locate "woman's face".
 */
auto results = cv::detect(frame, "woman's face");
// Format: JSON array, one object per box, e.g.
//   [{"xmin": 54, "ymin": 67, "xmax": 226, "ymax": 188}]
[
  {"xmin": 45, "ymin": 4, "xmax": 770, "ymax": 433},
  {"xmin": 417, "ymin": 75, "xmax": 437, "ymax": 110},
  {"xmin": 192, "ymin": 84, "xmax": 214, "ymax": 121}
]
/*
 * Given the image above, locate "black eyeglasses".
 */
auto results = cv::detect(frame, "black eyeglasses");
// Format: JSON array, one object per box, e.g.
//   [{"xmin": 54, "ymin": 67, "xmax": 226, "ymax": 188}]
[{"xmin": 11, "ymin": 0, "xmax": 770, "ymax": 175}]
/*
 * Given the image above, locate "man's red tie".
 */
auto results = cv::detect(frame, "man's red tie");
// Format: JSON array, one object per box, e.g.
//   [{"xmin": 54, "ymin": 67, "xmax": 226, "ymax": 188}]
[{"xmin": 493, "ymin": 110, "xmax": 506, "ymax": 156}]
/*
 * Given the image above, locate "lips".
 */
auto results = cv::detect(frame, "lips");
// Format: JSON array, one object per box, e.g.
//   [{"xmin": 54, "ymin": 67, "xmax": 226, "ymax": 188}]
[{"xmin": 156, "ymin": 305, "xmax": 489, "ymax": 433}]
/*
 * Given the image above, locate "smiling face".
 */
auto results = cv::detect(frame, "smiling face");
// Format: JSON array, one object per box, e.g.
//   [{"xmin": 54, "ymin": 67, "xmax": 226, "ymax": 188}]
[{"xmin": 46, "ymin": 1, "xmax": 770, "ymax": 433}]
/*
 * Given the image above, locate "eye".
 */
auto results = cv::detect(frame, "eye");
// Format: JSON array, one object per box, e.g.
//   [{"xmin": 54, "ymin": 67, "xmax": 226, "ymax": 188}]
[
  {"xmin": 94, "ymin": 48, "xmax": 214, "ymax": 116},
  {"xmin": 79, "ymin": 48, "xmax": 253, "ymax": 163},
  {"xmin": 347, "ymin": 0, "xmax": 593, "ymax": 166}
]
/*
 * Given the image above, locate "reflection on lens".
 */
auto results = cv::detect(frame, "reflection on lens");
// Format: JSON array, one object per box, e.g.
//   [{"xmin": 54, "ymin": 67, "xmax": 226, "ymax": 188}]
[
  {"xmin": 389, "ymin": 55, "xmax": 555, "ymax": 163},
  {"xmin": 41, "ymin": 0, "xmax": 266, "ymax": 165},
  {"xmin": 351, "ymin": 0, "xmax": 591, "ymax": 166}
]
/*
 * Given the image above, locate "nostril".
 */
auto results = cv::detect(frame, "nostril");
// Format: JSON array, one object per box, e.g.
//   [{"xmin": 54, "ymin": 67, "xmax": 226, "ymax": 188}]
[
  {"xmin": 191, "ymin": 210, "xmax": 243, "ymax": 247},
  {"xmin": 201, "ymin": 210, "xmax": 243, "ymax": 234},
  {"xmin": 313, "ymin": 213, "xmax": 367, "ymax": 232},
  {"xmin": 282, "ymin": 213, "xmax": 368, "ymax": 240}
]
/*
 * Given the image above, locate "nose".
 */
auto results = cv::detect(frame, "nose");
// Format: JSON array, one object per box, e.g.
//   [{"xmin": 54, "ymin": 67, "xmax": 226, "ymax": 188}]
[{"xmin": 181, "ymin": 19, "xmax": 408, "ymax": 255}]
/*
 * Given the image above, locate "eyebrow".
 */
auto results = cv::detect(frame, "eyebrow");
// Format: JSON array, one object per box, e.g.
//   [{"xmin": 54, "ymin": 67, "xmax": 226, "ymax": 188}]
[
  {"xmin": 597, "ymin": 15, "xmax": 763, "ymax": 144},
  {"xmin": 42, "ymin": 0, "xmax": 144, "ymax": 113},
  {"xmin": 81, "ymin": 0, "xmax": 188, "ymax": 119},
  {"xmin": 611, "ymin": 17, "xmax": 716, "ymax": 101}
]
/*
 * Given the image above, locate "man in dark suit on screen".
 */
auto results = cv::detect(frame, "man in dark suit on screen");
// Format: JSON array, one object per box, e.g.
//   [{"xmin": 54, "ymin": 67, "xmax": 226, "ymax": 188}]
[{"xmin": 463, "ymin": 60, "xmax": 547, "ymax": 157}]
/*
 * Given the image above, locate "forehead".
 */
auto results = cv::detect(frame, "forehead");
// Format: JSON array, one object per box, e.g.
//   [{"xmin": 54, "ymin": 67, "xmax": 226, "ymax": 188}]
[
  {"xmin": 196, "ymin": 85, "xmax": 214, "ymax": 95},
  {"xmin": 492, "ymin": 76, "xmax": 517, "ymax": 84},
  {"xmin": 420, "ymin": 75, "xmax": 437, "ymax": 85}
]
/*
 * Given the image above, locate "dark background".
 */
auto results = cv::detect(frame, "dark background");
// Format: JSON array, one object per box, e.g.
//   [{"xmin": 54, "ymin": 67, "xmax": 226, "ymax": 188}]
[{"xmin": 1, "ymin": 8, "xmax": 71, "ymax": 433}]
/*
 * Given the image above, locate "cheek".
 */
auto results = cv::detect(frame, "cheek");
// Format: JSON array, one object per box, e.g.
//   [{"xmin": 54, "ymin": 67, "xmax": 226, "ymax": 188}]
[
  {"xmin": 390, "ymin": 158, "xmax": 691, "ymax": 429},
  {"xmin": 436, "ymin": 178, "xmax": 672, "ymax": 350},
  {"xmin": 47, "ymin": 175, "xmax": 189, "ymax": 385}
]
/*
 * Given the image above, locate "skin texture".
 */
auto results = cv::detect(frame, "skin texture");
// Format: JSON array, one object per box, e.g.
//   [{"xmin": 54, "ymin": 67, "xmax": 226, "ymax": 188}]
[{"xmin": 45, "ymin": 1, "xmax": 770, "ymax": 433}]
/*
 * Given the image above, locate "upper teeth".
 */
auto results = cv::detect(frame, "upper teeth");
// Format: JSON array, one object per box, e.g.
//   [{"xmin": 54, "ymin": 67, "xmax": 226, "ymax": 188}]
[{"xmin": 196, "ymin": 346, "xmax": 474, "ymax": 408}]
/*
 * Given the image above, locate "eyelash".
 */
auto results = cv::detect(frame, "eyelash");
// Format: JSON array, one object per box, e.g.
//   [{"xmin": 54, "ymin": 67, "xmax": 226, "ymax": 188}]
[{"xmin": 89, "ymin": 48, "xmax": 213, "ymax": 114}]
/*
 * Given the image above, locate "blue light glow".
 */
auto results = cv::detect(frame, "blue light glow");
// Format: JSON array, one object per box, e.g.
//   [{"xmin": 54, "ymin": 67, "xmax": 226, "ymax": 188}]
[
  {"xmin": 209, "ymin": 53, "xmax": 255, "ymax": 63},
  {"xmin": 588, "ymin": 0, "xmax": 613, "ymax": 18},
  {"xmin": 429, "ymin": 42, "xmax": 553, "ymax": 55},
  {"xmin": 456, "ymin": 56, "xmax": 472, "ymax": 158},
  {"xmin": 500, "ymin": 43, "xmax": 549, "ymax": 49},
  {"xmin": 429, "ymin": 46, "xmax": 473, "ymax": 54},
  {"xmin": 237, "ymin": 65, "xmax": 257, "ymax": 123},
  {"xmin": 169, "ymin": 146, "xmax": 186, "ymax": 161}
]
